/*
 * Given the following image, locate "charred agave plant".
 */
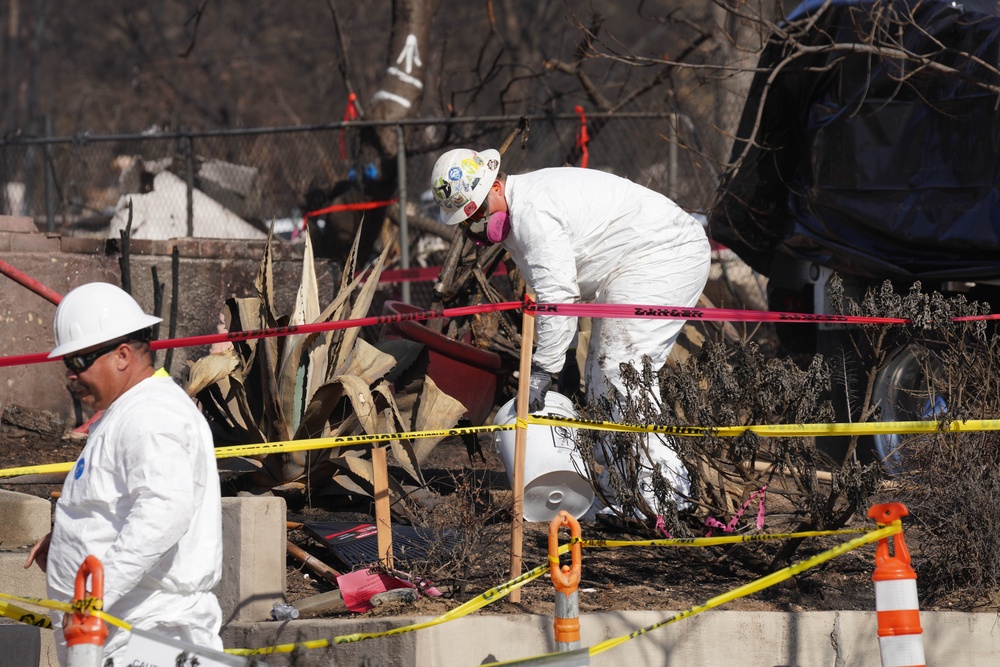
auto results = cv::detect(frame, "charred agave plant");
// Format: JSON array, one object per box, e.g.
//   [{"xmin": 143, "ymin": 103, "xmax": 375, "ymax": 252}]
[{"xmin": 185, "ymin": 227, "xmax": 466, "ymax": 522}]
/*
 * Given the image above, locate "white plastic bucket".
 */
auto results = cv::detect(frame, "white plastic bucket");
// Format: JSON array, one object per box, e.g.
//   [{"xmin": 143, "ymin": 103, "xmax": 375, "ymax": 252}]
[{"xmin": 493, "ymin": 391, "xmax": 595, "ymax": 522}]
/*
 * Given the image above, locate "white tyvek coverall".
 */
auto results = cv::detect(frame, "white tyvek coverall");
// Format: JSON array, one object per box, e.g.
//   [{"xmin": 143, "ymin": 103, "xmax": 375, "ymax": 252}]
[
  {"xmin": 47, "ymin": 376, "xmax": 223, "ymax": 665},
  {"xmin": 500, "ymin": 167, "xmax": 711, "ymax": 511}
]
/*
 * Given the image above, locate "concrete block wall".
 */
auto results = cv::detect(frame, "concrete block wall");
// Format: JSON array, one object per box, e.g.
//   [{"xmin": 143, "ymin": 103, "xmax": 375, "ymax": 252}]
[
  {"xmin": 0, "ymin": 490, "xmax": 50, "ymax": 549},
  {"xmin": 217, "ymin": 496, "xmax": 287, "ymax": 624}
]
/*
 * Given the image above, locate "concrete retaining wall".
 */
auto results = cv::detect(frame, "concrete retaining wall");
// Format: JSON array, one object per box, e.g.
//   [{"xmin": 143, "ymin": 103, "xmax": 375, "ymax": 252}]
[{"xmin": 223, "ymin": 609, "xmax": 1000, "ymax": 666}]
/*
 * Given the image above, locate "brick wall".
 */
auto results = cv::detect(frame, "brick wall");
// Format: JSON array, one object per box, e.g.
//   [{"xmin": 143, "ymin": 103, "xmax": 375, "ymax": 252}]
[{"xmin": 0, "ymin": 216, "xmax": 339, "ymax": 420}]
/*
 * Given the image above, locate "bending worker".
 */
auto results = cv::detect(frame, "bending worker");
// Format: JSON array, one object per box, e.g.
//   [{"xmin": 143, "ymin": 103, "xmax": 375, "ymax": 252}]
[
  {"xmin": 24, "ymin": 282, "xmax": 224, "ymax": 665},
  {"xmin": 431, "ymin": 148, "xmax": 711, "ymax": 517}
]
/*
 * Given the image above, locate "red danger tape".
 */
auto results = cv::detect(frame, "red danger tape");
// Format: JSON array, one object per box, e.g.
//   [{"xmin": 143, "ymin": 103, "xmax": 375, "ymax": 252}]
[
  {"xmin": 525, "ymin": 300, "xmax": 911, "ymax": 325},
  {"xmin": 0, "ymin": 301, "xmax": 523, "ymax": 368},
  {"xmin": 6, "ymin": 296, "xmax": 990, "ymax": 369},
  {"xmin": 302, "ymin": 198, "xmax": 400, "ymax": 230},
  {"xmin": 361, "ymin": 266, "xmax": 442, "ymax": 284}
]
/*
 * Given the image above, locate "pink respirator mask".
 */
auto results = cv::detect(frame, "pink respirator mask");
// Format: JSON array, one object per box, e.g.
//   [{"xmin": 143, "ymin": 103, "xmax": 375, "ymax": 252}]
[{"xmin": 464, "ymin": 211, "xmax": 510, "ymax": 246}]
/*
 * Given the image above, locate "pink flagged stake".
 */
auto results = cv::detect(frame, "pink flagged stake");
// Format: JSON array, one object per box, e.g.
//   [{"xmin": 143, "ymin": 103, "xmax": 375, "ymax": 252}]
[
  {"xmin": 339, "ymin": 92, "xmax": 358, "ymax": 160},
  {"xmin": 574, "ymin": 105, "xmax": 590, "ymax": 168}
]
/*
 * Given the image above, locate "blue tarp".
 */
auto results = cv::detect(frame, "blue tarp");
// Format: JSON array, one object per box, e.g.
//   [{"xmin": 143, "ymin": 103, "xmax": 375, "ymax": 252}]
[{"xmin": 709, "ymin": 0, "xmax": 1000, "ymax": 281}]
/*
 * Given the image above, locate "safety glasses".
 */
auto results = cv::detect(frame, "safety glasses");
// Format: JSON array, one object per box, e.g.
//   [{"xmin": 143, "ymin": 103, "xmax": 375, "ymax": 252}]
[
  {"xmin": 465, "ymin": 198, "xmax": 490, "ymax": 224},
  {"xmin": 63, "ymin": 340, "xmax": 124, "ymax": 373}
]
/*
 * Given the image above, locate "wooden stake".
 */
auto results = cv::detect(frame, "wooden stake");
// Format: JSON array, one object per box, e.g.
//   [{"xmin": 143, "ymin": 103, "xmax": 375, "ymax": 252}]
[
  {"xmin": 509, "ymin": 304, "xmax": 536, "ymax": 603},
  {"xmin": 372, "ymin": 445, "xmax": 394, "ymax": 570}
]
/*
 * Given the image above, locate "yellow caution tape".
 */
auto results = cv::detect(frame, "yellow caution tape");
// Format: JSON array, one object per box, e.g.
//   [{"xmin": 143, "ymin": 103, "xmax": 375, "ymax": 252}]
[
  {"xmin": 211, "ymin": 424, "xmax": 514, "ymax": 459},
  {"xmin": 226, "ymin": 559, "xmax": 553, "ymax": 655},
  {"xmin": 576, "ymin": 526, "xmax": 870, "ymax": 550},
  {"xmin": 0, "ymin": 425, "xmax": 519, "ymax": 478},
  {"xmin": 480, "ymin": 524, "xmax": 900, "ymax": 666},
  {"xmin": 0, "ymin": 460, "xmax": 75, "ymax": 477},
  {"xmin": 524, "ymin": 414, "xmax": 1000, "ymax": 438},
  {"xmin": 585, "ymin": 523, "xmax": 900, "ymax": 658},
  {"xmin": 0, "ymin": 599, "xmax": 51, "ymax": 628},
  {"xmin": 0, "ymin": 591, "xmax": 130, "ymax": 630},
  {"xmin": 4, "ymin": 415, "xmax": 1000, "ymax": 478}
]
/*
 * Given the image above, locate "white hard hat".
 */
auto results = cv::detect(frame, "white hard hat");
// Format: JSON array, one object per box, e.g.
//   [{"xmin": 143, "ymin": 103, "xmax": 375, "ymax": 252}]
[
  {"xmin": 430, "ymin": 148, "xmax": 501, "ymax": 225},
  {"xmin": 49, "ymin": 282, "xmax": 163, "ymax": 358}
]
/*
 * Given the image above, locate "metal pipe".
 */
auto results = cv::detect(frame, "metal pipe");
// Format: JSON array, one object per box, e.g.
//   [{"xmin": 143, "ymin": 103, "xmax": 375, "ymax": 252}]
[
  {"xmin": 0, "ymin": 258, "xmax": 62, "ymax": 304},
  {"xmin": 669, "ymin": 113, "xmax": 678, "ymax": 199},
  {"xmin": 396, "ymin": 124, "xmax": 410, "ymax": 304},
  {"xmin": 44, "ymin": 114, "xmax": 55, "ymax": 233},
  {"xmin": 183, "ymin": 130, "xmax": 195, "ymax": 237}
]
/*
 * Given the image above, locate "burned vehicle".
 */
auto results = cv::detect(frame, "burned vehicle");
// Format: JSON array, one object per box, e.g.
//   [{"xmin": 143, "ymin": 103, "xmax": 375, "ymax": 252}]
[{"xmin": 709, "ymin": 0, "xmax": 1000, "ymax": 470}]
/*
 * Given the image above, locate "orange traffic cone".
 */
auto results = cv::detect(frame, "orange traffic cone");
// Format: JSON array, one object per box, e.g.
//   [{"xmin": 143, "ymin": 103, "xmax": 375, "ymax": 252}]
[
  {"xmin": 549, "ymin": 510, "xmax": 582, "ymax": 652},
  {"xmin": 868, "ymin": 503, "xmax": 925, "ymax": 667},
  {"xmin": 64, "ymin": 555, "xmax": 108, "ymax": 667}
]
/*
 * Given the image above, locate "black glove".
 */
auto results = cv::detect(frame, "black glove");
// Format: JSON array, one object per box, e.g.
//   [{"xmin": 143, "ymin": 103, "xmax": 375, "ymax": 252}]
[{"xmin": 527, "ymin": 367, "xmax": 553, "ymax": 413}]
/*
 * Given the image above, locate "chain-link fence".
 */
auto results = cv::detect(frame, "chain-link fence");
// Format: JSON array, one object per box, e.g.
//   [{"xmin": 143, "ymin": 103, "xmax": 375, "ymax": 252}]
[
  {"xmin": 0, "ymin": 112, "xmax": 765, "ymax": 314},
  {"xmin": 0, "ymin": 113, "xmax": 719, "ymax": 238}
]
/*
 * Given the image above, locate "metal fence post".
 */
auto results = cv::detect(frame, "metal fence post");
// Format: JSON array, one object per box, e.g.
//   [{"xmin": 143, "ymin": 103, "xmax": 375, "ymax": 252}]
[
  {"xmin": 44, "ymin": 115, "xmax": 56, "ymax": 232},
  {"xmin": 396, "ymin": 124, "xmax": 410, "ymax": 304},
  {"xmin": 668, "ymin": 113, "xmax": 678, "ymax": 200},
  {"xmin": 181, "ymin": 128, "xmax": 195, "ymax": 237}
]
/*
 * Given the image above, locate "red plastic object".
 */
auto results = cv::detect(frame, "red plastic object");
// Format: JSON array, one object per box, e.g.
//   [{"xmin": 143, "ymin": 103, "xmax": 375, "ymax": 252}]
[{"xmin": 381, "ymin": 300, "xmax": 510, "ymax": 424}]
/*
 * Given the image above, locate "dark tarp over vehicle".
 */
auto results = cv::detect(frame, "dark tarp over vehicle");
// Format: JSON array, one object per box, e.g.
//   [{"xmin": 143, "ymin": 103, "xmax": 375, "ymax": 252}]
[{"xmin": 709, "ymin": 0, "xmax": 1000, "ymax": 283}]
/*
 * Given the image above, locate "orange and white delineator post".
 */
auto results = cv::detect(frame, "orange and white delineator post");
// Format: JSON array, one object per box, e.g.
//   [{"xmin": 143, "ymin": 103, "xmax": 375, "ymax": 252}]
[
  {"xmin": 549, "ymin": 510, "xmax": 582, "ymax": 652},
  {"xmin": 868, "ymin": 503, "xmax": 925, "ymax": 667},
  {"xmin": 64, "ymin": 555, "xmax": 108, "ymax": 667}
]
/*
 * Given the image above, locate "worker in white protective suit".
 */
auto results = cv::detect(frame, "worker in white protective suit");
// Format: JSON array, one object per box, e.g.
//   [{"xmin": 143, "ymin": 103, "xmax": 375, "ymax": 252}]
[
  {"xmin": 430, "ymin": 148, "xmax": 711, "ymax": 521},
  {"xmin": 24, "ymin": 282, "xmax": 224, "ymax": 666}
]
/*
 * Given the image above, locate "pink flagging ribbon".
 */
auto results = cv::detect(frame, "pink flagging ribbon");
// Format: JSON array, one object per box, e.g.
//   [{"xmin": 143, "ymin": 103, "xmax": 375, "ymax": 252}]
[
  {"xmin": 657, "ymin": 486, "xmax": 768, "ymax": 539},
  {"xmin": 704, "ymin": 486, "xmax": 767, "ymax": 536},
  {"xmin": 654, "ymin": 515, "xmax": 672, "ymax": 539}
]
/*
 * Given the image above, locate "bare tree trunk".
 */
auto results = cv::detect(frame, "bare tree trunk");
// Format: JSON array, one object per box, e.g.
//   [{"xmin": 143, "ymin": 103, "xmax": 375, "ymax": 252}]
[
  {"xmin": 367, "ymin": 0, "xmax": 442, "ymax": 157},
  {"xmin": 351, "ymin": 0, "xmax": 442, "ymax": 263}
]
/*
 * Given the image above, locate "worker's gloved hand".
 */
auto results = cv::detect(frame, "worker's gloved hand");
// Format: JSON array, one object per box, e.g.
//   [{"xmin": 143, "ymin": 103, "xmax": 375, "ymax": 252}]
[{"xmin": 527, "ymin": 367, "xmax": 552, "ymax": 413}]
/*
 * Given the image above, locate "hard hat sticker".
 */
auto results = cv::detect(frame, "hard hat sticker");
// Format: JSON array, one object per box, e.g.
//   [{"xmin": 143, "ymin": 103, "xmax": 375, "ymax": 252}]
[{"xmin": 432, "ymin": 178, "xmax": 451, "ymax": 202}]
